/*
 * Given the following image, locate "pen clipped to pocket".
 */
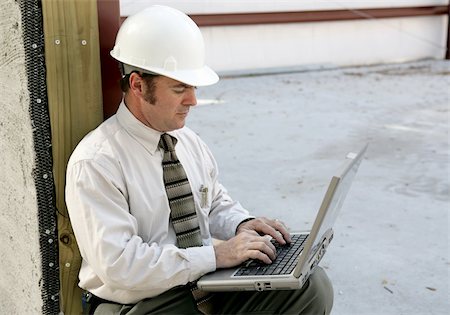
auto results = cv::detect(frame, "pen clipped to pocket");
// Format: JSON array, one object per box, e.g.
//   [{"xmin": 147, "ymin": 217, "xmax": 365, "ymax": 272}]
[{"xmin": 199, "ymin": 185, "xmax": 208, "ymax": 208}]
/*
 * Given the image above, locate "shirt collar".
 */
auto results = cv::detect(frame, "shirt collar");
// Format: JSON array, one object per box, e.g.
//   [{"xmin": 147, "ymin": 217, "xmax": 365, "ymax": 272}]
[{"xmin": 117, "ymin": 101, "xmax": 181, "ymax": 155}]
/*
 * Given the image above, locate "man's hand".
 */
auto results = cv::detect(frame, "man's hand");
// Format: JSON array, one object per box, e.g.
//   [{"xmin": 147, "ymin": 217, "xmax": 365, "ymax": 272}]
[
  {"xmin": 213, "ymin": 217, "xmax": 292, "ymax": 269},
  {"xmin": 236, "ymin": 217, "xmax": 292, "ymax": 245},
  {"xmin": 213, "ymin": 230, "xmax": 276, "ymax": 269}
]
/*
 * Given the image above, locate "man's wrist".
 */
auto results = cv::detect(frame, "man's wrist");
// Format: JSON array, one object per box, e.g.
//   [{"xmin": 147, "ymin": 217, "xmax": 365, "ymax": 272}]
[{"xmin": 235, "ymin": 217, "xmax": 255, "ymax": 234}]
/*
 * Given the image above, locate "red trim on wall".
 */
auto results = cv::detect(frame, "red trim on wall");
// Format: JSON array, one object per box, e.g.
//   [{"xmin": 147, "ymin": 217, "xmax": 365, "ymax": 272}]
[
  {"xmin": 445, "ymin": 5, "xmax": 450, "ymax": 59},
  {"xmin": 188, "ymin": 6, "xmax": 449, "ymax": 27}
]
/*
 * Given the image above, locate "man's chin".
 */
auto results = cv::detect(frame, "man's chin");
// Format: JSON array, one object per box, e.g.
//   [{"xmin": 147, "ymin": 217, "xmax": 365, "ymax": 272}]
[{"xmin": 172, "ymin": 120, "xmax": 186, "ymax": 131}]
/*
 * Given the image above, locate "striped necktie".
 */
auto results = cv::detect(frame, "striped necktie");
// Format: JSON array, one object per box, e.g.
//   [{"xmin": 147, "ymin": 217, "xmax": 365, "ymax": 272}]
[
  {"xmin": 159, "ymin": 133, "xmax": 214, "ymax": 314},
  {"xmin": 159, "ymin": 133, "xmax": 202, "ymax": 248}
]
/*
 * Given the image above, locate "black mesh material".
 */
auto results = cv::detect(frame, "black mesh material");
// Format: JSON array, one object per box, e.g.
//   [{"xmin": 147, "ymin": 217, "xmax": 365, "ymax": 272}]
[{"xmin": 19, "ymin": 0, "xmax": 60, "ymax": 314}]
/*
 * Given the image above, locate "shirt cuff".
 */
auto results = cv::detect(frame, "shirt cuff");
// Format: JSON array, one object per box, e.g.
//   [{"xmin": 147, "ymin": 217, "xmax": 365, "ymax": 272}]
[{"xmin": 186, "ymin": 245, "xmax": 216, "ymax": 282}]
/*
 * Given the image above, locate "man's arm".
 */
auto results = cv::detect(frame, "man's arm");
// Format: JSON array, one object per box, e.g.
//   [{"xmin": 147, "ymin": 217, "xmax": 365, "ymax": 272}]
[{"xmin": 66, "ymin": 159, "xmax": 215, "ymax": 292}]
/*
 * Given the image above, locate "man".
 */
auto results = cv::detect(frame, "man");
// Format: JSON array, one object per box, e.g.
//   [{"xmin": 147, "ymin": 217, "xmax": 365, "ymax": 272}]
[{"xmin": 66, "ymin": 5, "xmax": 333, "ymax": 315}]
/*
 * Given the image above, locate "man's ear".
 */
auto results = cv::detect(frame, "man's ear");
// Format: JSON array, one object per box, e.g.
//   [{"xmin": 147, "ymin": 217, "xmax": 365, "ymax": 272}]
[{"xmin": 128, "ymin": 72, "xmax": 144, "ymax": 98}]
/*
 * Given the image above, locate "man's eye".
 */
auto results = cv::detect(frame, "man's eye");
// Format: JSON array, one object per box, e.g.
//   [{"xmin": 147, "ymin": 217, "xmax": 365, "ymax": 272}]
[
  {"xmin": 172, "ymin": 87, "xmax": 185, "ymax": 93},
  {"xmin": 172, "ymin": 86, "xmax": 196, "ymax": 94}
]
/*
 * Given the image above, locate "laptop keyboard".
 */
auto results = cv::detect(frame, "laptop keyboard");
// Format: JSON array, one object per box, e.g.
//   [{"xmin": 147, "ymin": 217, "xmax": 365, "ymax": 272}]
[{"xmin": 234, "ymin": 234, "xmax": 308, "ymax": 277}]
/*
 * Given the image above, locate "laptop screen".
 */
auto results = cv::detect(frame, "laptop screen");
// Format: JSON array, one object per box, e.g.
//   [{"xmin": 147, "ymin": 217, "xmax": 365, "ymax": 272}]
[{"xmin": 296, "ymin": 145, "xmax": 367, "ymax": 274}]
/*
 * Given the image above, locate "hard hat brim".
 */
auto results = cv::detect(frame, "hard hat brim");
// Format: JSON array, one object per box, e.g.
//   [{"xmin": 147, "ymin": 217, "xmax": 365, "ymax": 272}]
[
  {"xmin": 111, "ymin": 51, "xmax": 219, "ymax": 87},
  {"xmin": 153, "ymin": 65, "xmax": 219, "ymax": 87}
]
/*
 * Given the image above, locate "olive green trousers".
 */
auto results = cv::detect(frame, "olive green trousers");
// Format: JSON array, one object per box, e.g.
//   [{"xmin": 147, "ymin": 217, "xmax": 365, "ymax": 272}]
[{"xmin": 93, "ymin": 267, "xmax": 333, "ymax": 315}]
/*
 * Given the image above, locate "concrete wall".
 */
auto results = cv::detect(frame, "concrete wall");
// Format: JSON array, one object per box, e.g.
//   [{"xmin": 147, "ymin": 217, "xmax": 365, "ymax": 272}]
[
  {"xmin": 120, "ymin": 0, "xmax": 449, "ymax": 73},
  {"xmin": 0, "ymin": 0, "xmax": 43, "ymax": 313}
]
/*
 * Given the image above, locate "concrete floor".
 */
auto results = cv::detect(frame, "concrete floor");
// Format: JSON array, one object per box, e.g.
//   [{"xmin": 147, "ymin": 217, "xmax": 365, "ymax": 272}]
[{"xmin": 189, "ymin": 59, "xmax": 449, "ymax": 315}]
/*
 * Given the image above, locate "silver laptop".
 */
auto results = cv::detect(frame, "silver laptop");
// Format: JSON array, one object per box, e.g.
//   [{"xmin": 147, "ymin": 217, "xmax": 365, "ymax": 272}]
[{"xmin": 197, "ymin": 144, "xmax": 367, "ymax": 292}]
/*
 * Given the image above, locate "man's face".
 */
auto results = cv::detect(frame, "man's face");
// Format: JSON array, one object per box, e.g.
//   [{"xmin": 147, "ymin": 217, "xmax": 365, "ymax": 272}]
[{"xmin": 139, "ymin": 76, "xmax": 197, "ymax": 132}]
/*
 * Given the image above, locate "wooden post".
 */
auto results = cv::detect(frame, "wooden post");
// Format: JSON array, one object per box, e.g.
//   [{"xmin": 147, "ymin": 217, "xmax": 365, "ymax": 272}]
[{"xmin": 42, "ymin": 0, "xmax": 103, "ymax": 313}]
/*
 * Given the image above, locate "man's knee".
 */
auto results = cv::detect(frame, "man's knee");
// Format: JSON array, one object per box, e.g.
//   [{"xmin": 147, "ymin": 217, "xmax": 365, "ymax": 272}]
[{"xmin": 304, "ymin": 267, "xmax": 334, "ymax": 315}]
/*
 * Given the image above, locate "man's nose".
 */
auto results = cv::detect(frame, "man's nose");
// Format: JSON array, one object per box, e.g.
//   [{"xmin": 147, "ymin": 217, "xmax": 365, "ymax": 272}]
[{"xmin": 183, "ymin": 88, "xmax": 197, "ymax": 106}]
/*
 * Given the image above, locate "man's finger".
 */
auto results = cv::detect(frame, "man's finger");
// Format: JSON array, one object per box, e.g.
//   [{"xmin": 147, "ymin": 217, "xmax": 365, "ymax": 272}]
[
  {"xmin": 273, "ymin": 219, "xmax": 292, "ymax": 243},
  {"xmin": 247, "ymin": 250, "xmax": 272, "ymax": 264},
  {"xmin": 255, "ymin": 222, "xmax": 286, "ymax": 245}
]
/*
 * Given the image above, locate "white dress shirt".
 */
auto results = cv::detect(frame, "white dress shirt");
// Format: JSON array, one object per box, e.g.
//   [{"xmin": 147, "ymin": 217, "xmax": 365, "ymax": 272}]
[{"xmin": 65, "ymin": 102, "xmax": 252, "ymax": 304}]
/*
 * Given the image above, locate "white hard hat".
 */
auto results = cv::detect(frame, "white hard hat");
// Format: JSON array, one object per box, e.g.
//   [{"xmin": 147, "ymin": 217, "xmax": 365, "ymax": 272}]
[{"xmin": 110, "ymin": 5, "xmax": 219, "ymax": 87}]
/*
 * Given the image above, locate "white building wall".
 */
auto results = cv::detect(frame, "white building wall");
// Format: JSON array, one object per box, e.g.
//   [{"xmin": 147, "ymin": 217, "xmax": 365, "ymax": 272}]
[
  {"xmin": 202, "ymin": 15, "xmax": 448, "ymax": 73},
  {"xmin": 0, "ymin": 0, "xmax": 43, "ymax": 313},
  {"xmin": 120, "ymin": 0, "xmax": 449, "ymax": 73}
]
